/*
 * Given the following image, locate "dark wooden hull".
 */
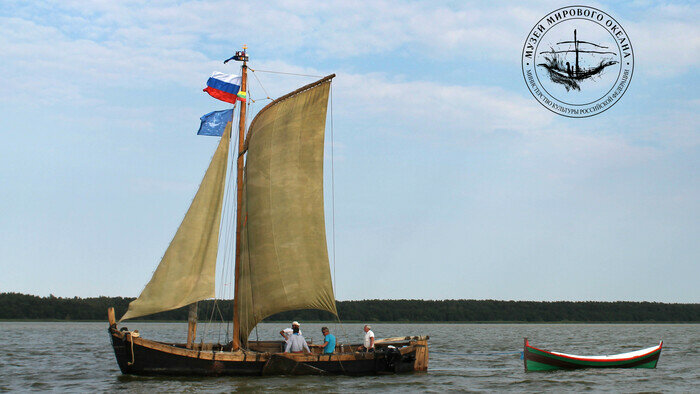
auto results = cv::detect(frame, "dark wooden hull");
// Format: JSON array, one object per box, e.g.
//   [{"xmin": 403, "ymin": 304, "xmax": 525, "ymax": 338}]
[
  {"xmin": 110, "ymin": 328, "xmax": 428, "ymax": 376},
  {"xmin": 523, "ymin": 338, "xmax": 662, "ymax": 371}
]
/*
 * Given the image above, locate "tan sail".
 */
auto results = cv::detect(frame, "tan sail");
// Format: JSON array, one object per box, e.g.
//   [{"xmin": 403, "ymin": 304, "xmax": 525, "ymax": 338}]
[
  {"xmin": 237, "ymin": 76, "xmax": 337, "ymax": 343},
  {"xmin": 120, "ymin": 121, "xmax": 232, "ymax": 321}
]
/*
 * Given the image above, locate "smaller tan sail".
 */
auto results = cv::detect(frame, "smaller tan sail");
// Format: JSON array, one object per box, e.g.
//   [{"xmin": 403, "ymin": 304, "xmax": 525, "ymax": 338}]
[{"xmin": 120, "ymin": 122, "xmax": 231, "ymax": 321}]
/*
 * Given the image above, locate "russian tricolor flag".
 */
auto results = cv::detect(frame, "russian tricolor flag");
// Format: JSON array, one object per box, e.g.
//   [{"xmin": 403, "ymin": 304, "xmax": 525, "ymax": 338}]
[{"xmin": 203, "ymin": 72, "xmax": 246, "ymax": 104}]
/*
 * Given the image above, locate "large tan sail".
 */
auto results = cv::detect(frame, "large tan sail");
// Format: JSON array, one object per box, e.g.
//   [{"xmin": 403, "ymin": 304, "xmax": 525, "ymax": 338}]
[
  {"xmin": 120, "ymin": 122, "xmax": 231, "ymax": 321},
  {"xmin": 237, "ymin": 76, "xmax": 337, "ymax": 343}
]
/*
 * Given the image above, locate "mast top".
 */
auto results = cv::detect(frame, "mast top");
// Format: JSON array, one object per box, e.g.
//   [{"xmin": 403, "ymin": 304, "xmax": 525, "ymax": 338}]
[{"xmin": 224, "ymin": 46, "xmax": 249, "ymax": 64}]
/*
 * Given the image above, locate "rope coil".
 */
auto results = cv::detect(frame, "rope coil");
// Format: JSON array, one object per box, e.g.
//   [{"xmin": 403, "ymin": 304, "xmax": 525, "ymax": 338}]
[{"xmin": 125, "ymin": 330, "xmax": 140, "ymax": 366}]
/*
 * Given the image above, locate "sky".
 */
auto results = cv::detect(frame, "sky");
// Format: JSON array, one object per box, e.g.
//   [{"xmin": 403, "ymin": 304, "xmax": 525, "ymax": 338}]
[{"xmin": 0, "ymin": 1, "xmax": 698, "ymax": 303}]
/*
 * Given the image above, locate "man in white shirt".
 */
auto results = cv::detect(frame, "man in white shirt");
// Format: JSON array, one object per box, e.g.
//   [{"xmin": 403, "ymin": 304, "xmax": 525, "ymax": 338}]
[
  {"xmin": 284, "ymin": 325, "xmax": 311, "ymax": 353},
  {"xmin": 280, "ymin": 321, "xmax": 302, "ymax": 341},
  {"xmin": 357, "ymin": 324, "xmax": 375, "ymax": 352}
]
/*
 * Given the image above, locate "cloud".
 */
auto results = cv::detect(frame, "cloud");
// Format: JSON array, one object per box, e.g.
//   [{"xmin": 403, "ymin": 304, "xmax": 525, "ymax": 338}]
[
  {"xmin": 0, "ymin": 17, "xmax": 212, "ymax": 107},
  {"xmin": 0, "ymin": 1, "xmax": 598, "ymax": 67},
  {"xmin": 518, "ymin": 127, "xmax": 660, "ymax": 182},
  {"xmin": 2, "ymin": 0, "xmax": 696, "ymax": 111},
  {"xmin": 1, "ymin": 1, "xmax": 696, "ymax": 152},
  {"xmin": 624, "ymin": 3, "xmax": 700, "ymax": 76},
  {"xmin": 334, "ymin": 72, "xmax": 553, "ymax": 138},
  {"xmin": 252, "ymin": 62, "xmax": 671, "ymax": 178}
]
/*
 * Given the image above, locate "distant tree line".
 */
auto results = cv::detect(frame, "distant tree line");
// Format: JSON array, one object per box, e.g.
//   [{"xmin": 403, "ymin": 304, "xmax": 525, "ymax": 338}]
[{"xmin": 1, "ymin": 293, "xmax": 698, "ymax": 322}]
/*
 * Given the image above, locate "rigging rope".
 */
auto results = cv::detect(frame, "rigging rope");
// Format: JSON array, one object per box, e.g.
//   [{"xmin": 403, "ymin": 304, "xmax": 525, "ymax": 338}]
[
  {"xmin": 210, "ymin": 104, "xmax": 239, "ymax": 343},
  {"xmin": 249, "ymin": 68, "xmax": 323, "ymax": 78},
  {"xmin": 200, "ymin": 104, "xmax": 239, "ymax": 345},
  {"xmin": 194, "ymin": 105, "xmax": 234, "ymax": 344},
  {"xmin": 330, "ymin": 82, "xmax": 337, "ymax": 304},
  {"xmin": 250, "ymin": 69, "xmax": 272, "ymax": 100},
  {"xmin": 223, "ymin": 99, "xmax": 242, "ymax": 341},
  {"xmin": 327, "ymin": 82, "xmax": 349, "ymax": 345},
  {"xmin": 243, "ymin": 91, "xmax": 261, "ymax": 349}
]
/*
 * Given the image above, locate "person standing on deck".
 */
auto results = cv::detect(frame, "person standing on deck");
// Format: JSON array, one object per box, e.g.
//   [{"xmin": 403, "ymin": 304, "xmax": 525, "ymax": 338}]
[
  {"xmin": 357, "ymin": 325, "xmax": 375, "ymax": 352},
  {"xmin": 284, "ymin": 325, "xmax": 311, "ymax": 354},
  {"xmin": 321, "ymin": 327, "xmax": 336, "ymax": 354}
]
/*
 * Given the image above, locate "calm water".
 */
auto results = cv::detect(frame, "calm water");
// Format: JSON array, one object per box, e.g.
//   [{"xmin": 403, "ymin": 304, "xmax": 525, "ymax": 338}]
[{"xmin": 0, "ymin": 322, "xmax": 697, "ymax": 392}]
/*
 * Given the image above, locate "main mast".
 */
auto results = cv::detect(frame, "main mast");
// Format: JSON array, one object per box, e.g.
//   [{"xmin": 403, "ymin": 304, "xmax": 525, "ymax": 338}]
[
  {"xmin": 232, "ymin": 46, "xmax": 248, "ymax": 350},
  {"xmin": 574, "ymin": 29, "xmax": 579, "ymax": 77}
]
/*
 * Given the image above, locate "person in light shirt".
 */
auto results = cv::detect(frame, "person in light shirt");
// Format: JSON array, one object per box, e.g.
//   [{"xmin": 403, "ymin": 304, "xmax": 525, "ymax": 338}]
[
  {"xmin": 284, "ymin": 325, "xmax": 311, "ymax": 354},
  {"xmin": 357, "ymin": 324, "xmax": 375, "ymax": 352},
  {"xmin": 280, "ymin": 321, "xmax": 302, "ymax": 342}
]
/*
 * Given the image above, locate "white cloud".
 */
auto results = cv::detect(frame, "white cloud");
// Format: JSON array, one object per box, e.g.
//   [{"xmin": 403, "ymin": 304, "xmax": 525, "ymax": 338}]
[
  {"xmin": 335, "ymin": 72, "xmax": 553, "ymax": 137},
  {"xmin": 1, "ymin": 1, "xmax": 696, "ymax": 155},
  {"xmin": 2, "ymin": 0, "xmax": 696, "ymax": 111},
  {"xmin": 0, "ymin": 16, "xmax": 213, "ymax": 106},
  {"xmin": 620, "ymin": 3, "xmax": 700, "ymax": 77},
  {"xmin": 519, "ymin": 127, "xmax": 660, "ymax": 181}
]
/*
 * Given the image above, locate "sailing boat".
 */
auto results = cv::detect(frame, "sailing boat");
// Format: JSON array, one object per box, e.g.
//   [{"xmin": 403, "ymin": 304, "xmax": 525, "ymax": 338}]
[
  {"xmin": 537, "ymin": 29, "xmax": 619, "ymax": 91},
  {"xmin": 106, "ymin": 48, "xmax": 429, "ymax": 376}
]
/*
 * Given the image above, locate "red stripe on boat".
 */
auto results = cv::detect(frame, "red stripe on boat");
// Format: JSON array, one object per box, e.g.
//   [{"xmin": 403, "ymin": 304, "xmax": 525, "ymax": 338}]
[{"xmin": 525, "ymin": 341, "xmax": 662, "ymax": 362}]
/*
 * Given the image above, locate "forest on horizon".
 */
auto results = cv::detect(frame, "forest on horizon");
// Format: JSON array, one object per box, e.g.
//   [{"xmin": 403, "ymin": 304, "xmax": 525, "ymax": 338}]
[{"xmin": 1, "ymin": 293, "xmax": 698, "ymax": 322}]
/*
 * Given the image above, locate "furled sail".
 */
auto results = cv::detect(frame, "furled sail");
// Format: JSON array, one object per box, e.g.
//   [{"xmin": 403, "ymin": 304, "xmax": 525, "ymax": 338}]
[
  {"xmin": 120, "ymin": 123, "xmax": 231, "ymax": 321},
  {"xmin": 237, "ymin": 75, "xmax": 337, "ymax": 343}
]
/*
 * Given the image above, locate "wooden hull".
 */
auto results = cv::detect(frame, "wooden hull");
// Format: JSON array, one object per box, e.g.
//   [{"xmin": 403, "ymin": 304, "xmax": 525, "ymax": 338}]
[
  {"xmin": 109, "ymin": 327, "xmax": 428, "ymax": 376},
  {"xmin": 523, "ymin": 338, "xmax": 662, "ymax": 371}
]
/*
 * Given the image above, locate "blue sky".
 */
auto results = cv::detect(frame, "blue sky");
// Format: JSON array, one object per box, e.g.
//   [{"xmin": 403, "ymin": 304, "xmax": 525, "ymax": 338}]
[{"xmin": 0, "ymin": 1, "xmax": 697, "ymax": 302}]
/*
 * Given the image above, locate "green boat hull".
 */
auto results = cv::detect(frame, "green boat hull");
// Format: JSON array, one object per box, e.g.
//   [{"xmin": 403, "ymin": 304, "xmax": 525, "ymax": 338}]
[{"xmin": 523, "ymin": 338, "xmax": 662, "ymax": 371}]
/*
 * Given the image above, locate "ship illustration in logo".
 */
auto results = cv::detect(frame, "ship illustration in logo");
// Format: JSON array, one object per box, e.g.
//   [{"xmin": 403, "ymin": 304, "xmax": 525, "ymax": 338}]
[{"xmin": 537, "ymin": 29, "xmax": 618, "ymax": 91}]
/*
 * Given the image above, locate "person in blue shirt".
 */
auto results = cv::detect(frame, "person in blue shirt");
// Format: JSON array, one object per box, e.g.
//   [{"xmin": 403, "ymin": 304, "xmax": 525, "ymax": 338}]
[{"xmin": 321, "ymin": 327, "xmax": 336, "ymax": 354}]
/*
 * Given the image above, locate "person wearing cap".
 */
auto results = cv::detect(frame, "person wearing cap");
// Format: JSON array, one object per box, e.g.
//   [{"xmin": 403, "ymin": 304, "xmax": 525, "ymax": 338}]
[
  {"xmin": 284, "ymin": 324, "xmax": 311, "ymax": 354},
  {"xmin": 280, "ymin": 321, "xmax": 302, "ymax": 342},
  {"xmin": 357, "ymin": 324, "xmax": 375, "ymax": 352}
]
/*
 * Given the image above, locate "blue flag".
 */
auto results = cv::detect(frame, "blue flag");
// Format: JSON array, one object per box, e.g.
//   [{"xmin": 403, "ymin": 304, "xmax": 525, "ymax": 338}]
[{"xmin": 197, "ymin": 108, "xmax": 234, "ymax": 136}]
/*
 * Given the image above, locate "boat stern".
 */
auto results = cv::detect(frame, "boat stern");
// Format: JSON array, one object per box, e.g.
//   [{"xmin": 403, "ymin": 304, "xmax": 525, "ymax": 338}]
[{"xmin": 412, "ymin": 336, "xmax": 429, "ymax": 372}]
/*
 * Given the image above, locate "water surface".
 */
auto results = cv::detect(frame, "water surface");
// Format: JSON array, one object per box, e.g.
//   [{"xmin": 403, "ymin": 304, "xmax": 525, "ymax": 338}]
[{"xmin": 0, "ymin": 322, "xmax": 697, "ymax": 392}]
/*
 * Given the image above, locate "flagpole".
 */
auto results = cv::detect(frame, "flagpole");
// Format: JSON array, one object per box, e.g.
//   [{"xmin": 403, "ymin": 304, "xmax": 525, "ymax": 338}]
[{"xmin": 231, "ymin": 45, "xmax": 248, "ymax": 351}]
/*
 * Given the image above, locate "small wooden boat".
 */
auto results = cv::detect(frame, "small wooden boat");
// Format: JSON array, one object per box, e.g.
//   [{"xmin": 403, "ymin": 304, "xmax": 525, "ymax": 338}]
[{"xmin": 523, "ymin": 338, "xmax": 662, "ymax": 371}]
